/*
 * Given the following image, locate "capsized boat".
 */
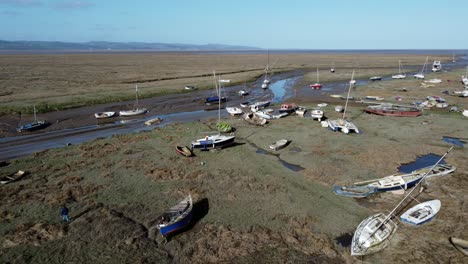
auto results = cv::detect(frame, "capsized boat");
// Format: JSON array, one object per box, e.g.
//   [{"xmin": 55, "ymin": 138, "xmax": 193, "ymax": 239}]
[
  {"xmin": 333, "ymin": 185, "xmax": 377, "ymax": 198},
  {"xmin": 269, "ymin": 139, "xmax": 289, "ymax": 151},
  {"xmin": 450, "ymin": 237, "xmax": 468, "ymax": 256},
  {"xmin": 157, "ymin": 195, "xmax": 193, "ymax": 237},
  {"xmin": 175, "ymin": 146, "xmax": 193, "ymax": 157},
  {"xmin": 351, "ymin": 213, "xmax": 398, "ymax": 256},
  {"xmin": 365, "ymin": 104, "xmax": 422, "ymax": 117},
  {"xmin": 94, "ymin": 111, "xmax": 117, "ymax": 119},
  {"xmin": 0, "ymin": 170, "xmax": 27, "ymax": 184},
  {"xmin": 400, "ymin": 200, "xmax": 441, "ymax": 225}
]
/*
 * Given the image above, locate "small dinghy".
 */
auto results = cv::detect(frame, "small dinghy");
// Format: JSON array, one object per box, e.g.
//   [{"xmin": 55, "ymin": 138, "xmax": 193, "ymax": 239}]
[
  {"xmin": 145, "ymin": 117, "xmax": 162, "ymax": 125},
  {"xmin": 400, "ymin": 200, "xmax": 441, "ymax": 225},
  {"xmin": 311, "ymin": 109, "xmax": 324, "ymax": 121},
  {"xmin": 295, "ymin": 106, "xmax": 307, "ymax": 117},
  {"xmin": 216, "ymin": 122, "xmax": 233, "ymax": 133},
  {"xmin": 333, "ymin": 185, "xmax": 377, "ymax": 198},
  {"xmin": 119, "ymin": 108, "xmax": 148, "ymax": 116},
  {"xmin": 450, "ymin": 237, "xmax": 468, "ymax": 256},
  {"xmin": 238, "ymin": 90, "xmax": 249, "ymax": 96},
  {"xmin": 156, "ymin": 195, "xmax": 193, "ymax": 237},
  {"xmin": 335, "ymin": 105, "xmax": 344, "ymax": 112},
  {"xmin": 369, "ymin": 76, "xmax": 382, "ymax": 81},
  {"xmin": 317, "ymin": 103, "xmax": 328, "ymax": 108},
  {"xmin": 175, "ymin": 146, "xmax": 193, "ymax": 157},
  {"xmin": 243, "ymin": 113, "xmax": 268, "ymax": 126},
  {"xmin": 273, "ymin": 112, "xmax": 288, "ymax": 119},
  {"xmin": 0, "ymin": 170, "xmax": 27, "ymax": 184},
  {"xmin": 269, "ymin": 139, "xmax": 289, "ymax": 151},
  {"xmin": 94, "ymin": 111, "xmax": 117, "ymax": 119},
  {"xmin": 226, "ymin": 107, "xmax": 243, "ymax": 116},
  {"xmin": 240, "ymin": 102, "xmax": 250, "ymax": 108}
]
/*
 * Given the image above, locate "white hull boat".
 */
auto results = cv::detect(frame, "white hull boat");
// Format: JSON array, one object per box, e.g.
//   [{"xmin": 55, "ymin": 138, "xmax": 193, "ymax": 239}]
[
  {"xmin": 269, "ymin": 139, "xmax": 289, "ymax": 151},
  {"xmin": 414, "ymin": 56, "xmax": 428, "ymax": 79},
  {"xmin": 295, "ymin": 106, "xmax": 307, "ymax": 117},
  {"xmin": 226, "ymin": 107, "xmax": 243, "ymax": 116},
  {"xmin": 311, "ymin": 109, "xmax": 324, "ymax": 121},
  {"xmin": 238, "ymin": 90, "xmax": 249, "ymax": 96},
  {"xmin": 145, "ymin": 117, "xmax": 162, "ymax": 126},
  {"xmin": 463, "ymin": 110, "xmax": 468, "ymax": 117},
  {"xmin": 335, "ymin": 105, "xmax": 343, "ymax": 112},
  {"xmin": 431, "ymin": 60, "xmax": 442, "ymax": 72},
  {"xmin": 191, "ymin": 134, "xmax": 235, "ymax": 149},
  {"xmin": 261, "ymin": 83, "xmax": 268, "ymax": 89},
  {"xmin": 119, "ymin": 108, "xmax": 147, "ymax": 116},
  {"xmin": 400, "ymin": 200, "xmax": 441, "ymax": 225},
  {"xmin": 351, "ymin": 213, "xmax": 397, "ymax": 256},
  {"xmin": 453, "ymin": 90, "xmax": 468, "ymax": 97},
  {"xmin": 425, "ymin": 79, "xmax": 442, "ymax": 84},
  {"xmin": 392, "ymin": 60, "xmax": 406, "ymax": 79},
  {"xmin": 450, "ymin": 237, "xmax": 468, "ymax": 256},
  {"xmin": 327, "ymin": 119, "xmax": 359, "ymax": 134},
  {"xmin": 94, "ymin": 111, "xmax": 117, "ymax": 119},
  {"xmin": 255, "ymin": 110, "xmax": 273, "ymax": 119}
]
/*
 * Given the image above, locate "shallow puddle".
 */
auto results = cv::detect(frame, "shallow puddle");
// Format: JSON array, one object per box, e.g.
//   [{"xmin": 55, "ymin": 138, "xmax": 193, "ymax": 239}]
[
  {"xmin": 442, "ymin": 136, "xmax": 465, "ymax": 147},
  {"xmin": 398, "ymin": 154, "xmax": 445, "ymax": 173}
]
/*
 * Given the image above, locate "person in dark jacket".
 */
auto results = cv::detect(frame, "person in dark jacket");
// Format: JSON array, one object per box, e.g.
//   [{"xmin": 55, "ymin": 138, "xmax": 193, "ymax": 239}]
[{"xmin": 60, "ymin": 205, "xmax": 70, "ymax": 223}]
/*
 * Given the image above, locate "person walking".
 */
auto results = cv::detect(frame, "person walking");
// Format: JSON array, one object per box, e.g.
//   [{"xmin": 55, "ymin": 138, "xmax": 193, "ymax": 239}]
[{"xmin": 60, "ymin": 205, "xmax": 70, "ymax": 223}]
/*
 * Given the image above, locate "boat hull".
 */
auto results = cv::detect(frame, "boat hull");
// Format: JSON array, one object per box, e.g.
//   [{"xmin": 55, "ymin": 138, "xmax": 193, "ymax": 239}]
[
  {"xmin": 191, "ymin": 135, "xmax": 235, "ymax": 149},
  {"xmin": 94, "ymin": 112, "xmax": 117, "ymax": 119},
  {"xmin": 450, "ymin": 237, "xmax": 468, "ymax": 256},
  {"xmin": 176, "ymin": 146, "xmax": 193, "ymax": 157},
  {"xmin": 269, "ymin": 139, "xmax": 289, "ymax": 151},
  {"xmin": 365, "ymin": 107, "xmax": 422, "ymax": 117},
  {"xmin": 119, "ymin": 108, "xmax": 147, "ymax": 116},
  {"xmin": 17, "ymin": 121, "xmax": 50, "ymax": 132},
  {"xmin": 333, "ymin": 185, "xmax": 377, "ymax": 198},
  {"xmin": 400, "ymin": 200, "xmax": 441, "ymax": 225},
  {"xmin": 351, "ymin": 213, "xmax": 397, "ymax": 256}
]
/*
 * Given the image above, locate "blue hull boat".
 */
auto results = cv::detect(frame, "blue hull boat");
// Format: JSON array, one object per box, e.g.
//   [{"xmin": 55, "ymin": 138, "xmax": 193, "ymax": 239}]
[
  {"xmin": 17, "ymin": 121, "xmax": 50, "ymax": 132},
  {"xmin": 205, "ymin": 96, "xmax": 226, "ymax": 104},
  {"xmin": 157, "ymin": 195, "xmax": 193, "ymax": 237}
]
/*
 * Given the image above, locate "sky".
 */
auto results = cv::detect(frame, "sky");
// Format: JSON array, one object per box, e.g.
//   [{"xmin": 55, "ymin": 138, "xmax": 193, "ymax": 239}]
[{"xmin": 0, "ymin": 0, "xmax": 466, "ymax": 49}]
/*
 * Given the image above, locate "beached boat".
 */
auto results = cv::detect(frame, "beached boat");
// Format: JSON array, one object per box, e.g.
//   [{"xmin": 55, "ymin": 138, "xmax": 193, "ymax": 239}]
[
  {"xmin": 94, "ymin": 111, "xmax": 117, "ymax": 119},
  {"xmin": 463, "ymin": 110, "xmax": 468, "ymax": 117},
  {"xmin": 250, "ymin": 101, "xmax": 271, "ymax": 112},
  {"xmin": 431, "ymin": 60, "xmax": 442, "ymax": 72},
  {"xmin": 205, "ymin": 96, "xmax": 227, "ymax": 104},
  {"xmin": 453, "ymin": 90, "xmax": 468, "ymax": 97},
  {"xmin": 330, "ymin": 62, "xmax": 335, "ymax": 73},
  {"xmin": 216, "ymin": 122, "xmax": 233, "ymax": 133},
  {"xmin": 349, "ymin": 79, "xmax": 357, "ymax": 85},
  {"xmin": 119, "ymin": 85, "xmax": 148, "ymax": 116},
  {"xmin": 329, "ymin": 94, "xmax": 341, "ymax": 98},
  {"xmin": 327, "ymin": 71, "xmax": 359, "ymax": 134},
  {"xmin": 295, "ymin": 106, "xmax": 307, "ymax": 117},
  {"xmin": 145, "ymin": 117, "xmax": 162, "ymax": 125},
  {"xmin": 450, "ymin": 237, "xmax": 468, "ymax": 256},
  {"xmin": 369, "ymin": 76, "xmax": 382, "ymax": 81},
  {"xmin": 311, "ymin": 109, "xmax": 324, "ymax": 121},
  {"xmin": 400, "ymin": 200, "xmax": 441, "ymax": 225},
  {"xmin": 462, "ymin": 67, "xmax": 468, "ymax": 86},
  {"xmin": 411, "ymin": 164, "xmax": 456, "ymax": 179},
  {"xmin": 425, "ymin": 78, "xmax": 442, "ymax": 84},
  {"xmin": 226, "ymin": 107, "xmax": 243, "ymax": 116},
  {"xmin": 317, "ymin": 103, "xmax": 328, "ymax": 108},
  {"xmin": 365, "ymin": 96, "xmax": 385, "ymax": 101},
  {"xmin": 0, "ymin": 170, "xmax": 27, "ymax": 184},
  {"xmin": 255, "ymin": 110, "xmax": 273, "ymax": 120},
  {"xmin": 240, "ymin": 101, "xmax": 250, "ymax": 108},
  {"xmin": 363, "ymin": 173, "xmax": 424, "ymax": 192},
  {"xmin": 184, "ymin": 85, "xmax": 197, "ymax": 90},
  {"xmin": 392, "ymin": 60, "xmax": 407, "ymax": 79},
  {"xmin": 243, "ymin": 113, "xmax": 268, "ymax": 126},
  {"xmin": 156, "ymin": 195, "xmax": 193, "ymax": 237},
  {"xmin": 279, "ymin": 103, "xmax": 297, "ymax": 114},
  {"xmin": 238, "ymin": 90, "xmax": 249, "ymax": 96},
  {"xmin": 333, "ymin": 185, "xmax": 377, "ymax": 198},
  {"xmin": 269, "ymin": 139, "xmax": 289, "ymax": 151},
  {"xmin": 335, "ymin": 105, "xmax": 344, "ymax": 113},
  {"xmin": 263, "ymin": 50, "xmax": 271, "ymax": 84},
  {"xmin": 17, "ymin": 105, "xmax": 50, "ymax": 132},
  {"xmin": 261, "ymin": 83, "xmax": 268, "ymax": 89},
  {"xmin": 427, "ymin": 95, "xmax": 446, "ymax": 103},
  {"xmin": 310, "ymin": 68, "xmax": 322, "ymax": 89},
  {"xmin": 365, "ymin": 104, "xmax": 422, "ymax": 117},
  {"xmin": 175, "ymin": 146, "xmax": 193, "ymax": 157},
  {"xmin": 351, "ymin": 213, "xmax": 398, "ymax": 256},
  {"xmin": 413, "ymin": 56, "xmax": 428, "ymax": 79}
]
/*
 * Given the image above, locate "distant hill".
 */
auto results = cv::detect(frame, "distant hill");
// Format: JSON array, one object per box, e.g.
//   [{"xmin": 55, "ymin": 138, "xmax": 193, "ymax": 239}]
[{"xmin": 0, "ymin": 40, "xmax": 260, "ymax": 51}]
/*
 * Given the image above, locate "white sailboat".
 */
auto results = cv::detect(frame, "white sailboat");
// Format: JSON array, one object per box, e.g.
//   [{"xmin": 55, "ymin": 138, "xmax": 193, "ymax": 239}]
[
  {"xmin": 330, "ymin": 62, "xmax": 335, "ymax": 73},
  {"xmin": 392, "ymin": 60, "xmax": 406, "ymax": 79},
  {"xmin": 461, "ymin": 66, "xmax": 468, "ymax": 86},
  {"xmin": 431, "ymin": 60, "xmax": 442, "ymax": 72},
  {"xmin": 263, "ymin": 50, "xmax": 270, "ymax": 85},
  {"xmin": 192, "ymin": 71, "xmax": 235, "ymax": 149},
  {"xmin": 452, "ymin": 53, "xmax": 456, "ymax": 63},
  {"xmin": 351, "ymin": 147, "xmax": 453, "ymax": 256},
  {"xmin": 327, "ymin": 70, "xmax": 359, "ymax": 134},
  {"xmin": 413, "ymin": 56, "xmax": 428, "ymax": 79},
  {"xmin": 119, "ymin": 85, "xmax": 148, "ymax": 116}
]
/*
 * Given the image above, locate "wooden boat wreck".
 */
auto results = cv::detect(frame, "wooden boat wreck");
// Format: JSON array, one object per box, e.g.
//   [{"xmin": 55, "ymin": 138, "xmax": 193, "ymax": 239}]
[
  {"xmin": 0, "ymin": 170, "xmax": 27, "ymax": 184},
  {"xmin": 365, "ymin": 103, "xmax": 422, "ymax": 117},
  {"xmin": 269, "ymin": 139, "xmax": 289, "ymax": 151},
  {"xmin": 175, "ymin": 146, "xmax": 193, "ymax": 157},
  {"xmin": 333, "ymin": 185, "xmax": 377, "ymax": 198},
  {"xmin": 156, "ymin": 195, "xmax": 193, "ymax": 237},
  {"xmin": 243, "ymin": 113, "xmax": 268, "ymax": 126},
  {"xmin": 450, "ymin": 237, "xmax": 468, "ymax": 256},
  {"xmin": 400, "ymin": 199, "xmax": 441, "ymax": 225}
]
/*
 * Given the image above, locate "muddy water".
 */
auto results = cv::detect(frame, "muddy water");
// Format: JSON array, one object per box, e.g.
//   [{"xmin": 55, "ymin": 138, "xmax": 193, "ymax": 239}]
[{"xmin": 398, "ymin": 154, "xmax": 445, "ymax": 173}]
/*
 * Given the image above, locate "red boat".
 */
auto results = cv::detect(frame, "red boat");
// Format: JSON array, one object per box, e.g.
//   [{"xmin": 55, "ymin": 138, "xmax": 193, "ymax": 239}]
[
  {"xmin": 279, "ymin": 103, "xmax": 297, "ymax": 113},
  {"xmin": 365, "ymin": 104, "xmax": 422, "ymax": 117},
  {"xmin": 310, "ymin": 83, "xmax": 322, "ymax": 89}
]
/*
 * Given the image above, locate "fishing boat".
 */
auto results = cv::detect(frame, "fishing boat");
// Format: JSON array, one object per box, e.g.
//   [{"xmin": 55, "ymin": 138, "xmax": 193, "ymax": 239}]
[
  {"xmin": 243, "ymin": 112, "xmax": 268, "ymax": 126},
  {"xmin": 269, "ymin": 139, "xmax": 289, "ymax": 151},
  {"xmin": 392, "ymin": 60, "xmax": 406, "ymax": 79},
  {"xmin": 327, "ymin": 71, "xmax": 359, "ymax": 134},
  {"xmin": 369, "ymin": 76, "xmax": 382, "ymax": 81},
  {"xmin": 145, "ymin": 117, "xmax": 162, "ymax": 126},
  {"xmin": 450, "ymin": 237, "xmax": 468, "ymax": 256},
  {"xmin": 351, "ymin": 147, "xmax": 453, "ymax": 256},
  {"xmin": 17, "ymin": 105, "xmax": 50, "ymax": 132},
  {"xmin": 311, "ymin": 109, "xmax": 324, "ymax": 121},
  {"xmin": 279, "ymin": 103, "xmax": 297, "ymax": 114},
  {"xmin": 226, "ymin": 107, "xmax": 243, "ymax": 116},
  {"xmin": 156, "ymin": 195, "xmax": 193, "ymax": 237},
  {"xmin": 413, "ymin": 56, "xmax": 428, "ymax": 79},
  {"xmin": 0, "ymin": 170, "xmax": 27, "ymax": 184},
  {"xmin": 333, "ymin": 185, "xmax": 377, "ymax": 198},
  {"xmin": 94, "ymin": 111, "xmax": 117, "ymax": 119},
  {"xmin": 400, "ymin": 200, "xmax": 441, "ymax": 225},
  {"xmin": 310, "ymin": 68, "xmax": 322, "ymax": 89},
  {"xmin": 175, "ymin": 146, "xmax": 193, "ymax": 157},
  {"xmin": 119, "ymin": 85, "xmax": 148, "ymax": 116},
  {"xmin": 365, "ymin": 104, "xmax": 422, "ymax": 117},
  {"xmin": 192, "ymin": 71, "xmax": 235, "ymax": 149},
  {"xmin": 351, "ymin": 213, "xmax": 398, "ymax": 256},
  {"xmin": 431, "ymin": 60, "xmax": 442, "ymax": 72},
  {"xmin": 295, "ymin": 106, "xmax": 307, "ymax": 117}
]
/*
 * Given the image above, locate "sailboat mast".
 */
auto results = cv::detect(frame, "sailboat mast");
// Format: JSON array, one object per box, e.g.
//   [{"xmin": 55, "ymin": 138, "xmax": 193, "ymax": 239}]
[
  {"xmin": 135, "ymin": 85, "xmax": 139, "ymax": 107},
  {"xmin": 398, "ymin": 60, "xmax": 401, "ymax": 74},
  {"xmin": 33, "ymin": 104, "xmax": 37, "ymax": 122},
  {"xmin": 317, "ymin": 68, "xmax": 320, "ymax": 83},
  {"xmin": 343, "ymin": 70, "xmax": 354, "ymax": 119}
]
